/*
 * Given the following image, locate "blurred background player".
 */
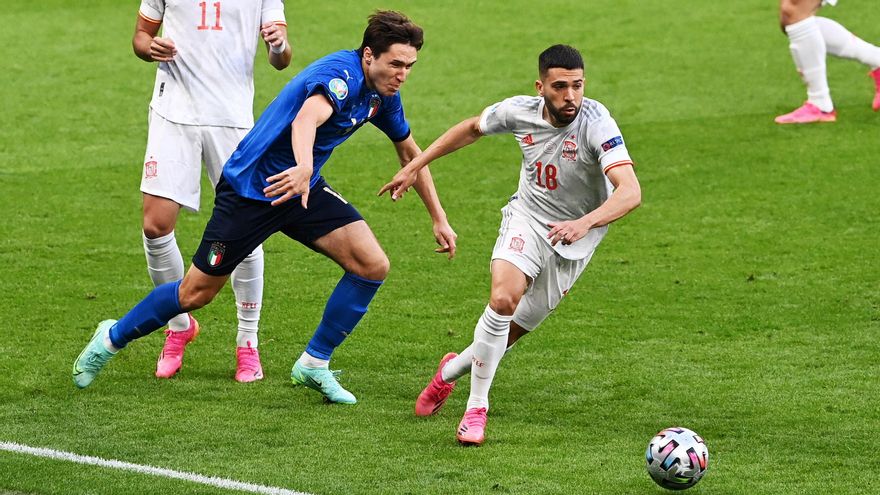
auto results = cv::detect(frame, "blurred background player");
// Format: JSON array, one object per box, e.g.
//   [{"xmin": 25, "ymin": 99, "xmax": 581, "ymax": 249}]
[
  {"xmin": 776, "ymin": 0, "xmax": 880, "ymax": 123},
  {"xmin": 380, "ymin": 45, "xmax": 641, "ymax": 445},
  {"xmin": 74, "ymin": 11, "xmax": 457, "ymax": 405},
  {"xmin": 133, "ymin": 0, "xmax": 291, "ymax": 381}
]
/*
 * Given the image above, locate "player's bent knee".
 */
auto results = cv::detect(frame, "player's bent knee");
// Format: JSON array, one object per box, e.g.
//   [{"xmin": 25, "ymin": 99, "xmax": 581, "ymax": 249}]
[
  {"xmin": 177, "ymin": 285, "xmax": 217, "ymax": 312},
  {"xmin": 489, "ymin": 293, "xmax": 521, "ymax": 317},
  {"xmin": 142, "ymin": 220, "xmax": 175, "ymax": 239},
  {"xmin": 358, "ymin": 255, "xmax": 390, "ymax": 281}
]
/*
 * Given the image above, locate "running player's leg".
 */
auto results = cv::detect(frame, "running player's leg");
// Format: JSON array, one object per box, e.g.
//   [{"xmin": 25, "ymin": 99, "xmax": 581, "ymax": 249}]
[
  {"xmin": 74, "ymin": 179, "xmax": 281, "ymax": 388},
  {"xmin": 815, "ymin": 16, "xmax": 880, "ymax": 110},
  {"xmin": 283, "ymin": 183, "xmax": 383, "ymax": 404},
  {"xmin": 204, "ymin": 125, "xmax": 265, "ymax": 382},
  {"xmin": 777, "ymin": 0, "xmax": 837, "ymax": 123}
]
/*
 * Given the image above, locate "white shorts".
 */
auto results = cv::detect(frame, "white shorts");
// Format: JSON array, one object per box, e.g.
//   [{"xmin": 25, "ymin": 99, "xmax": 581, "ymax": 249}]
[
  {"xmin": 490, "ymin": 206, "xmax": 597, "ymax": 332},
  {"xmin": 140, "ymin": 109, "xmax": 249, "ymax": 211}
]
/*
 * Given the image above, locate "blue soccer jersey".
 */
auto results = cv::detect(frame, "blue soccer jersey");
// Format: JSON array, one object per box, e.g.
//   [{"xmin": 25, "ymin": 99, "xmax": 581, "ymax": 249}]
[{"xmin": 222, "ymin": 50, "xmax": 411, "ymax": 201}]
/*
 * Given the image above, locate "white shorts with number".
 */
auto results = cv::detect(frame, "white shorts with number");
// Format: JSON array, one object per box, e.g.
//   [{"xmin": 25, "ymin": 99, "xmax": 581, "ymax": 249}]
[
  {"xmin": 140, "ymin": 109, "xmax": 249, "ymax": 211},
  {"xmin": 490, "ymin": 206, "xmax": 597, "ymax": 332}
]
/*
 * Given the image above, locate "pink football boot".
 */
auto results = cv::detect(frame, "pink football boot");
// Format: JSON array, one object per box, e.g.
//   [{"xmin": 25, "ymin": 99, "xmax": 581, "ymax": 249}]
[
  {"xmin": 235, "ymin": 342, "xmax": 264, "ymax": 383},
  {"xmin": 155, "ymin": 315, "xmax": 199, "ymax": 378},
  {"xmin": 456, "ymin": 407, "xmax": 488, "ymax": 446},
  {"xmin": 415, "ymin": 352, "xmax": 458, "ymax": 416},
  {"xmin": 775, "ymin": 102, "xmax": 837, "ymax": 124},
  {"xmin": 870, "ymin": 68, "xmax": 880, "ymax": 111}
]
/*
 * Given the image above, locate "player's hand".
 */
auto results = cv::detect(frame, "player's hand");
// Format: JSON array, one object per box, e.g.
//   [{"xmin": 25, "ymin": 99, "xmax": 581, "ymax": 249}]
[
  {"xmin": 261, "ymin": 22, "xmax": 286, "ymax": 51},
  {"xmin": 433, "ymin": 220, "xmax": 458, "ymax": 259},
  {"xmin": 264, "ymin": 165, "xmax": 313, "ymax": 207},
  {"xmin": 150, "ymin": 37, "xmax": 176, "ymax": 62},
  {"xmin": 547, "ymin": 219, "xmax": 590, "ymax": 246},
  {"xmin": 378, "ymin": 168, "xmax": 418, "ymax": 201}
]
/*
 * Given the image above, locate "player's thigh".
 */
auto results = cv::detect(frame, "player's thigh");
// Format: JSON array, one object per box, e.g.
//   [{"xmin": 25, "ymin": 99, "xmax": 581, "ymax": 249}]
[
  {"xmin": 192, "ymin": 178, "xmax": 287, "ymax": 277},
  {"xmin": 488, "ymin": 259, "xmax": 530, "ymax": 315},
  {"xmin": 488, "ymin": 208, "xmax": 546, "ymax": 314},
  {"xmin": 141, "ymin": 110, "xmax": 204, "ymax": 211},
  {"xmin": 512, "ymin": 252, "xmax": 592, "ymax": 332},
  {"xmin": 202, "ymin": 125, "xmax": 249, "ymax": 187},
  {"xmin": 280, "ymin": 181, "xmax": 387, "ymax": 279}
]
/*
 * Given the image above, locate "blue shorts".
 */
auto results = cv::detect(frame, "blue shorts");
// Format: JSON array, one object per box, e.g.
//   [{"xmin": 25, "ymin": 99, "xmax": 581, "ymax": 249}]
[{"xmin": 192, "ymin": 176, "xmax": 364, "ymax": 276}]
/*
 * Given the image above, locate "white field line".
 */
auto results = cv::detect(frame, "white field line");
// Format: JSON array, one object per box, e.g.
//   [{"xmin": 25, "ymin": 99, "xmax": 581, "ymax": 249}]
[{"xmin": 0, "ymin": 442, "xmax": 314, "ymax": 495}]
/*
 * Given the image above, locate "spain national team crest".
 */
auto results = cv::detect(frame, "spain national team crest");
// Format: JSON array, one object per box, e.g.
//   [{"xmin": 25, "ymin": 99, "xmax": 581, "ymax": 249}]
[
  {"xmin": 144, "ymin": 160, "xmax": 157, "ymax": 179},
  {"xmin": 207, "ymin": 242, "xmax": 226, "ymax": 267},
  {"xmin": 509, "ymin": 236, "xmax": 525, "ymax": 253},
  {"xmin": 367, "ymin": 96, "xmax": 381, "ymax": 119},
  {"xmin": 521, "ymin": 134, "xmax": 534, "ymax": 146},
  {"xmin": 562, "ymin": 140, "xmax": 578, "ymax": 161}
]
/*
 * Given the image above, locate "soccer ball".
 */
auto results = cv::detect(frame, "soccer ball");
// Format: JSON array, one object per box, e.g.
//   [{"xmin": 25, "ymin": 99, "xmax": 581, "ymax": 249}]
[{"xmin": 645, "ymin": 427, "xmax": 709, "ymax": 490}]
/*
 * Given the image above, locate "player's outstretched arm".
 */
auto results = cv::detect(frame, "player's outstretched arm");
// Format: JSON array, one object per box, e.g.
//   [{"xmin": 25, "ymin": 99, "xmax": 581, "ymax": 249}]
[
  {"xmin": 378, "ymin": 116, "xmax": 483, "ymax": 200},
  {"xmin": 548, "ymin": 164, "xmax": 642, "ymax": 246},
  {"xmin": 264, "ymin": 94, "xmax": 333, "ymax": 207},
  {"xmin": 391, "ymin": 136, "xmax": 458, "ymax": 259},
  {"xmin": 132, "ymin": 15, "xmax": 175, "ymax": 62},
  {"xmin": 261, "ymin": 22, "xmax": 291, "ymax": 70}
]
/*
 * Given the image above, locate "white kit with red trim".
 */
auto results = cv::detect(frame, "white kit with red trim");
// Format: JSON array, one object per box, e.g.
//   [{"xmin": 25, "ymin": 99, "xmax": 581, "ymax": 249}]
[
  {"xmin": 139, "ymin": 0, "xmax": 286, "ymax": 128},
  {"xmin": 479, "ymin": 95, "xmax": 635, "ymax": 260}
]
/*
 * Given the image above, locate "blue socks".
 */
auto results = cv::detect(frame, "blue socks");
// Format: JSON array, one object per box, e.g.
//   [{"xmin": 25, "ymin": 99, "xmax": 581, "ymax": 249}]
[
  {"xmin": 109, "ymin": 280, "xmax": 182, "ymax": 349},
  {"xmin": 305, "ymin": 272, "xmax": 384, "ymax": 360}
]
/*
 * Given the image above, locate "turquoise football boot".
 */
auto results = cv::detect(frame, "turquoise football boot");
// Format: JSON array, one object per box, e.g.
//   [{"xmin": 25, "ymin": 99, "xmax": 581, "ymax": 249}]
[
  {"xmin": 72, "ymin": 320, "xmax": 118, "ymax": 389},
  {"xmin": 290, "ymin": 361, "xmax": 357, "ymax": 404}
]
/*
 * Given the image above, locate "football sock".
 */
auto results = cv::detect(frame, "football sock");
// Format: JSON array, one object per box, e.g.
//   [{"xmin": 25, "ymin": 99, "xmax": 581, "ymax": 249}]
[
  {"xmin": 143, "ymin": 231, "xmax": 190, "ymax": 331},
  {"xmin": 231, "ymin": 245, "xmax": 264, "ymax": 348},
  {"xmin": 816, "ymin": 17, "xmax": 880, "ymax": 69},
  {"xmin": 466, "ymin": 305, "xmax": 512, "ymax": 411},
  {"xmin": 109, "ymin": 280, "xmax": 182, "ymax": 349},
  {"xmin": 297, "ymin": 351, "xmax": 329, "ymax": 369},
  {"xmin": 304, "ymin": 272, "xmax": 383, "ymax": 360},
  {"xmin": 440, "ymin": 339, "xmax": 518, "ymax": 383},
  {"xmin": 786, "ymin": 16, "xmax": 834, "ymax": 112}
]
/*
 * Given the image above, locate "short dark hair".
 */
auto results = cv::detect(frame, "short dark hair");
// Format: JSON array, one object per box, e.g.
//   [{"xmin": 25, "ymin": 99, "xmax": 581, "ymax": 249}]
[
  {"xmin": 538, "ymin": 44, "xmax": 584, "ymax": 77},
  {"xmin": 358, "ymin": 11, "xmax": 424, "ymax": 57}
]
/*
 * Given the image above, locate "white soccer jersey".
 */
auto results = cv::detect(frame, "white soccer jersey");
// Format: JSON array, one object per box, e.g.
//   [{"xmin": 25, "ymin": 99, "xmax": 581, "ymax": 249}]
[
  {"xmin": 479, "ymin": 96, "xmax": 634, "ymax": 260},
  {"xmin": 138, "ymin": 0, "xmax": 286, "ymax": 128}
]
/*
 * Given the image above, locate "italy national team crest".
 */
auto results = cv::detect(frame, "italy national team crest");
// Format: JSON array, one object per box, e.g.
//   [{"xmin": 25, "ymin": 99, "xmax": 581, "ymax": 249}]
[
  {"xmin": 367, "ymin": 96, "xmax": 381, "ymax": 119},
  {"xmin": 562, "ymin": 140, "xmax": 578, "ymax": 161},
  {"xmin": 509, "ymin": 236, "xmax": 525, "ymax": 253},
  {"xmin": 207, "ymin": 242, "xmax": 226, "ymax": 267},
  {"xmin": 328, "ymin": 78, "xmax": 349, "ymax": 100},
  {"xmin": 144, "ymin": 160, "xmax": 157, "ymax": 179}
]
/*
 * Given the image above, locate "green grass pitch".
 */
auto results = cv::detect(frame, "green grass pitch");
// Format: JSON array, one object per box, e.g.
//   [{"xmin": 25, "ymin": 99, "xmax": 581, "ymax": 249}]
[{"xmin": 1, "ymin": 0, "xmax": 879, "ymax": 493}]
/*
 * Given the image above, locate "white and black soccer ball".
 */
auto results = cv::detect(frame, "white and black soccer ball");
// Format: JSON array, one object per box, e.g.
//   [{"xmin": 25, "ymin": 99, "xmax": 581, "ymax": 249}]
[{"xmin": 645, "ymin": 427, "xmax": 709, "ymax": 490}]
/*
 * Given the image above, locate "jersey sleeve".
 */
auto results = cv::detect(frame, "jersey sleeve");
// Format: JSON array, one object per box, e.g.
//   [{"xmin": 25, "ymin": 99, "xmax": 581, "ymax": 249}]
[
  {"xmin": 478, "ymin": 98, "xmax": 517, "ymax": 136},
  {"xmin": 586, "ymin": 104, "xmax": 633, "ymax": 173},
  {"xmin": 370, "ymin": 94, "xmax": 411, "ymax": 142},
  {"xmin": 138, "ymin": 0, "xmax": 164, "ymax": 23},
  {"xmin": 261, "ymin": 0, "xmax": 286, "ymax": 25},
  {"xmin": 303, "ymin": 69, "xmax": 354, "ymax": 114}
]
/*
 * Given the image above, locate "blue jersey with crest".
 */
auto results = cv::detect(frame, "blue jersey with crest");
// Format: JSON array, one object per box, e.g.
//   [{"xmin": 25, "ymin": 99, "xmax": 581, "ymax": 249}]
[{"xmin": 222, "ymin": 50, "xmax": 411, "ymax": 201}]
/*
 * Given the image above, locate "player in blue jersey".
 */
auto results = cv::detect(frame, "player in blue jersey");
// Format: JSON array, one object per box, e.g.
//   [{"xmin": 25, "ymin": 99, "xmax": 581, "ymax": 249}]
[{"xmin": 73, "ymin": 11, "xmax": 457, "ymax": 404}]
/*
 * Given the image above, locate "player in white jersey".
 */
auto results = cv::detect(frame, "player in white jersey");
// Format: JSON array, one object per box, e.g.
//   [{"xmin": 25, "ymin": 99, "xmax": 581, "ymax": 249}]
[
  {"xmin": 380, "ymin": 45, "xmax": 641, "ymax": 446},
  {"xmin": 133, "ymin": 0, "xmax": 291, "ymax": 382},
  {"xmin": 776, "ymin": 0, "xmax": 880, "ymax": 123}
]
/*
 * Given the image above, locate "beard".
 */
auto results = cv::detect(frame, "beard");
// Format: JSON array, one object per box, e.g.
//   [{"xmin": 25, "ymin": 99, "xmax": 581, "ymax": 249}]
[{"xmin": 545, "ymin": 99, "xmax": 580, "ymax": 126}]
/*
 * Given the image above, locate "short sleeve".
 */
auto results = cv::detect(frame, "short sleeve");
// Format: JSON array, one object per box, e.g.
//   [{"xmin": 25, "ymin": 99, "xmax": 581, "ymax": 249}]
[
  {"xmin": 478, "ymin": 98, "xmax": 515, "ymax": 136},
  {"xmin": 261, "ymin": 0, "xmax": 286, "ymax": 25},
  {"xmin": 139, "ymin": 0, "xmax": 164, "ymax": 23},
  {"xmin": 586, "ymin": 105, "xmax": 633, "ymax": 173},
  {"xmin": 304, "ymin": 71, "xmax": 353, "ymax": 114},
  {"xmin": 371, "ymin": 94, "xmax": 411, "ymax": 142}
]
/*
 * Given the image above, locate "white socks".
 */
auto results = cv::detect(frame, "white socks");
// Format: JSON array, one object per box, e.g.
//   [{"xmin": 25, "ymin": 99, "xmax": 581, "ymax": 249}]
[
  {"xmin": 231, "ymin": 245, "xmax": 264, "ymax": 348},
  {"xmin": 786, "ymin": 16, "xmax": 834, "ymax": 112},
  {"xmin": 816, "ymin": 17, "xmax": 880, "ymax": 70},
  {"xmin": 144, "ymin": 231, "xmax": 264, "ymax": 343},
  {"xmin": 465, "ymin": 306, "xmax": 512, "ymax": 411},
  {"xmin": 298, "ymin": 351, "xmax": 329, "ymax": 369},
  {"xmin": 143, "ymin": 231, "xmax": 189, "ymax": 331}
]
